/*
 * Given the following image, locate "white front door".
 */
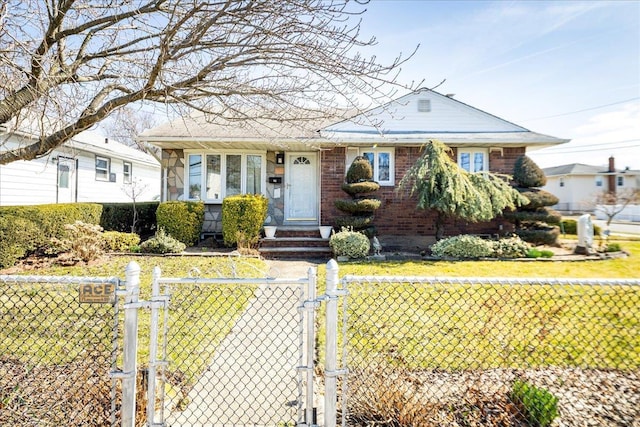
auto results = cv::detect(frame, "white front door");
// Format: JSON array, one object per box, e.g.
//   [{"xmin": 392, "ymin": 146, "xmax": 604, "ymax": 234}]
[
  {"xmin": 284, "ymin": 153, "xmax": 318, "ymax": 223},
  {"xmin": 56, "ymin": 157, "xmax": 76, "ymax": 203}
]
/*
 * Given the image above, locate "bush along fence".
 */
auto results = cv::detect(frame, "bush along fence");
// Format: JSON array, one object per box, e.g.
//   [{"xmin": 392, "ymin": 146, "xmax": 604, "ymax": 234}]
[{"xmin": 1, "ymin": 261, "xmax": 639, "ymax": 427}]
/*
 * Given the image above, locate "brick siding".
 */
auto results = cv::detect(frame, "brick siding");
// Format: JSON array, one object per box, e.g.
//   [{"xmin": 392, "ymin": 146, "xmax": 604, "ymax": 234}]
[{"xmin": 320, "ymin": 145, "xmax": 524, "ymax": 239}]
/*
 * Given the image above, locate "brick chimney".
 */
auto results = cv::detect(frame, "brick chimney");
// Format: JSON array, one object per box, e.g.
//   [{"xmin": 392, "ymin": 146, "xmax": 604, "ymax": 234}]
[{"xmin": 607, "ymin": 156, "xmax": 616, "ymax": 194}]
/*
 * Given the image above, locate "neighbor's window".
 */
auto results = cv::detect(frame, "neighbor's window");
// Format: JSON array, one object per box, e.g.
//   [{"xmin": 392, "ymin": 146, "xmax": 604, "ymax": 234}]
[
  {"xmin": 95, "ymin": 156, "xmax": 110, "ymax": 181},
  {"xmin": 617, "ymin": 176, "xmax": 624, "ymax": 187},
  {"xmin": 186, "ymin": 151, "xmax": 264, "ymax": 201},
  {"xmin": 346, "ymin": 147, "xmax": 395, "ymax": 186},
  {"xmin": 458, "ymin": 149, "xmax": 487, "ymax": 173},
  {"xmin": 595, "ymin": 176, "xmax": 603, "ymax": 187},
  {"xmin": 559, "ymin": 177, "xmax": 565, "ymax": 187},
  {"xmin": 58, "ymin": 164, "xmax": 70, "ymax": 188},
  {"xmin": 123, "ymin": 162, "xmax": 132, "ymax": 184}
]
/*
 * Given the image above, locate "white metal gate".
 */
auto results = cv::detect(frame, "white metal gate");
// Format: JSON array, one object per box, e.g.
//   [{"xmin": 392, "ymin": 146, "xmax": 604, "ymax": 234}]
[{"xmin": 116, "ymin": 262, "xmax": 340, "ymax": 427}]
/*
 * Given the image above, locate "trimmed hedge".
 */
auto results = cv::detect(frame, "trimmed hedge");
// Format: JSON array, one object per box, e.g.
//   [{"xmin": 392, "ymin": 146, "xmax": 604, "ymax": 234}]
[
  {"xmin": 0, "ymin": 203, "xmax": 103, "ymax": 268},
  {"xmin": 100, "ymin": 202, "xmax": 158, "ymax": 237},
  {"xmin": 221, "ymin": 194, "xmax": 269, "ymax": 247},
  {"xmin": 0, "ymin": 215, "xmax": 40, "ymax": 269},
  {"xmin": 156, "ymin": 201, "xmax": 205, "ymax": 247}
]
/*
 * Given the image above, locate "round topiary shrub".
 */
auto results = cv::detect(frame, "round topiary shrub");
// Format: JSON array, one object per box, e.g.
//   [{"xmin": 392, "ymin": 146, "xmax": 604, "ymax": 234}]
[
  {"xmin": 341, "ymin": 181, "xmax": 380, "ymax": 196},
  {"xmin": 513, "ymin": 155, "xmax": 547, "ymax": 188},
  {"xmin": 329, "ymin": 228, "xmax": 371, "ymax": 258},
  {"xmin": 430, "ymin": 235, "xmax": 494, "ymax": 259},
  {"xmin": 346, "ymin": 156, "xmax": 374, "ymax": 183},
  {"xmin": 334, "ymin": 198, "xmax": 381, "ymax": 214}
]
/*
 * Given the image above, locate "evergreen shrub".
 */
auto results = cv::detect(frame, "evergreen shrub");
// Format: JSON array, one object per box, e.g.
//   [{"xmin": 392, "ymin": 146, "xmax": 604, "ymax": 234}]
[
  {"xmin": 513, "ymin": 155, "xmax": 547, "ymax": 188},
  {"xmin": 430, "ymin": 235, "xmax": 494, "ymax": 259},
  {"xmin": 221, "ymin": 194, "xmax": 268, "ymax": 247},
  {"xmin": 103, "ymin": 231, "xmax": 141, "ymax": 252},
  {"xmin": 510, "ymin": 380, "xmax": 559, "ymax": 427},
  {"xmin": 100, "ymin": 202, "xmax": 158, "ymax": 236},
  {"xmin": 140, "ymin": 228, "xmax": 186, "ymax": 254},
  {"xmin": 329, "ymin": 228, "xmax": 371, "ymax": 258},
  {"xmin": 0, "ymin": 215, "xmax": 39, "ymax": 268},
  {"xmin": 156, "ymin": 201, "xmax": 204, "ymax": 246}
]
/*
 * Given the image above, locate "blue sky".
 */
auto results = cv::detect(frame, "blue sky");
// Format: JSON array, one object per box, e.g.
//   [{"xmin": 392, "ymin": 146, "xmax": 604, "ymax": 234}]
[{"xmin": 358, "ymin": 0, "xmax": 640, "ymax": 170}]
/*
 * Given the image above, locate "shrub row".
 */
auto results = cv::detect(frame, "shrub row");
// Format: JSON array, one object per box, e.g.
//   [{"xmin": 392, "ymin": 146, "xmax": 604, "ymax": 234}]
[
  {"xmin": 100, "ymin": 202, "xmax": 159, "ymax": 237},
  {"xmin": 0, "ymin": 203, "xmax": 103, "ymax": 268}
]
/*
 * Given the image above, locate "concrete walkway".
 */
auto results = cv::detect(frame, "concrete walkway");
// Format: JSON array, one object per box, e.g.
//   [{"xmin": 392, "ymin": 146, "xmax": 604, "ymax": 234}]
[{"xmin": 167, "ymin": 281, "xmax": 303, "ymax": 425}]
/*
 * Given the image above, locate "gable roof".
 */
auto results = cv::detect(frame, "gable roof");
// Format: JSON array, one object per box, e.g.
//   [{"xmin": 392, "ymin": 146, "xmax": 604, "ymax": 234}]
[
  {"xmin": 139, "ymin": 88, "xmax": 569, "ymax": 150},
  {"xmin": 319, "ymin": 88, "xmax": 568, "ymax": 148},
  {"xmin": 1, "ymin": 118, "xmax": 159, "ymax": 167},
  {"xmin": 543, "ymin": 163, "xmax": 640, "ymax": 177}
]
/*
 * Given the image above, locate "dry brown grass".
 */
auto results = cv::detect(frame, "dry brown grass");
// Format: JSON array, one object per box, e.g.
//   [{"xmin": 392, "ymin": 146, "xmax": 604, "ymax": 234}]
[
  {"xmin": 344, "ymin": 367, "xmax": 527, "ymax": 427},
  {"xmin": 0, "ymin": 356, "xmax": 147, "ymax": 426}
]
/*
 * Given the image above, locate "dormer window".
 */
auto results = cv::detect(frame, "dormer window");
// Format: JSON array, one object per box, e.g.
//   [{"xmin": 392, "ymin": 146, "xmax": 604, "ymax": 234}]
[{"xmin": 417, "ymin": 99, "xmax": 431, "ymax": 112}]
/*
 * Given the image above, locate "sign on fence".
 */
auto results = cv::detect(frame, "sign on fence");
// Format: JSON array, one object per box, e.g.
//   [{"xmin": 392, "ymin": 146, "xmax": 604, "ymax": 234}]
[{"xmin": 78, "ymin": 282, "xmax": 116, "ymax": 303}]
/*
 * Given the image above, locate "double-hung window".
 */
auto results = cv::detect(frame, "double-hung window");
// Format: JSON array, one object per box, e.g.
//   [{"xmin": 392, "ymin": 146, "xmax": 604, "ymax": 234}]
[
  {"xmin": 346, "ymin": 147, "xmax": 395, "ymax": 186},
  {"xmin": 186, "ymin": 152, "xmax": 265, "ymax": 201},
  {"xmin": 458, "ymin": 149, "xmax": 487, "ymax": 173},
  {"xmin": 123, "ymin": 162, "xmax": 132, "ymax": 184},
  {"xmin": 95, "ymin": 156, "xmax": 110, "ymax": 181}
]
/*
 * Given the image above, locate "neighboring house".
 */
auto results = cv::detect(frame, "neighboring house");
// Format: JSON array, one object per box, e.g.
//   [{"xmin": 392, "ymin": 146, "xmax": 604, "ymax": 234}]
[
  {"xmin": 0, "ymin": 126, "xmax": 160, "ymax": 206},
  {"xmin": 543, "ymin": 157, "xmax": 640, "ymax": 215},
  {"xmin": 138, "ymin": 88, "xmax": 568, "ymax": 249}
]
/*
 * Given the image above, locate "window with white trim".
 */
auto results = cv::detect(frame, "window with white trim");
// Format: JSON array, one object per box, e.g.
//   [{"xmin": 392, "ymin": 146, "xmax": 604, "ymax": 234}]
[
  {"xmin": 186, "ymin": 151, "xmax": 265, "ymax": 201},
  {"xmin": 123, "ymin": 162, "xmax": 132, "ymax": 184},
  {"xmin": 95, "ymin": 156, "xmax": 110, "ymax": 181},
  {"xmin": 559, "ymin": 177, "xmax": 565, "ymax": 187},
  {"xmin": 346, "ymin": 147, "xmax": 395, "ymax": 186},
  {"xmin": 457, "ymin": 149, "xmax": 488, "ymax": 173},
  {"xmin": 595, "ymin": 176, "xmax": 603, "ymax": 187},
  {"xmin": 617, "ymin": 176, "xmax": 624, "ymax": 187}
]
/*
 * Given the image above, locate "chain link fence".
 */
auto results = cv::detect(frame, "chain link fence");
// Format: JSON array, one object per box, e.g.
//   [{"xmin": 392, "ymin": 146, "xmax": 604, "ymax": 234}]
[
  {"xmin": 335, "ymin": 275, "xmax": 640, "ymax": 427},
  {"xmin": 0, "ymin": 275, "xmax": 123, "ymax": 427},
  {"xmin": 154, "ymin": 275, "xmax": 308, "ymax": 426}
]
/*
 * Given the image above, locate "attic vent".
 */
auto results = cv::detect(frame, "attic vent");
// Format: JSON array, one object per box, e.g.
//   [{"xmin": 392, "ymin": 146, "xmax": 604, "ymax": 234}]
[{"xmin": 417, "ymin": 99, "xmax": 431, "ymax": 112}]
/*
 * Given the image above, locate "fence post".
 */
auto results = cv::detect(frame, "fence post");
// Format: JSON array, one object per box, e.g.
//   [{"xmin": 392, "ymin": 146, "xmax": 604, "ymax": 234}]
[
  {"xmin": 305, "ymin": 267, "xmax": 317, "ymax": 426},
  {"xmin": 122, "ymin": 261, "xmax": 140, "ymax": 427},
  {"xmin": 324, "ymin": 259, "xmax": 339, "ymax": 427},
  {"xmin": 147, "ymin": 266, "xmax": 161, "ymax": 425}
]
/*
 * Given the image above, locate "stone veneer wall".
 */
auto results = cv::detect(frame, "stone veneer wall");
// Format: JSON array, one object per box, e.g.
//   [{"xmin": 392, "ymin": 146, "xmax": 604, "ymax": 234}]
[
  {"xmin": 161, "ymin": 148, "xmax": 282, "ymax": 234},
  {"xmin": 162, "ymin": 149, "xmax": 185, "ymax": 201}
]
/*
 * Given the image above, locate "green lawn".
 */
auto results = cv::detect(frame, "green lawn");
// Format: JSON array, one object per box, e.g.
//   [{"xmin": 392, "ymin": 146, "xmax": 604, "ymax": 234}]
[
  {"xmin": 0, "ymin": 256, "xmax": 266, "ymax": 386},
  {"xmin": 317, "ymin": 239, "xmax": 640, "ymax": 372},
  {"xmin": 2, "ymin": 242, "xmax": 639, "ymax": 381}
]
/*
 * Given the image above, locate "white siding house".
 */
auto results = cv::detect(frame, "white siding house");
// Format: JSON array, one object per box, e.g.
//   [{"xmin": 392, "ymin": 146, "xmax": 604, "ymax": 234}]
[
  {"xmin": 543, "ymin": 157, "xmax": 640, "ymax": 214},
  {"xmin": 0, "ymin": 128, "xmax": 160, "ymax": 206}
]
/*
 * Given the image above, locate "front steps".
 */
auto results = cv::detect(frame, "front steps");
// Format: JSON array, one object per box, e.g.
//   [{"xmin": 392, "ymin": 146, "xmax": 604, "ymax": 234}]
[{"xmin": 259, "ymin": 226, "xmax": 333, "ymax": 259}]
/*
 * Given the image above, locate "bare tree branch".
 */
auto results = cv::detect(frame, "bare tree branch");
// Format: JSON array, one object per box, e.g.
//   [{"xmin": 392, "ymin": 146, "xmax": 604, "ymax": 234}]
[{"xmin": 0, "ymin": 0, "xmax": 417, "ymax": 164}]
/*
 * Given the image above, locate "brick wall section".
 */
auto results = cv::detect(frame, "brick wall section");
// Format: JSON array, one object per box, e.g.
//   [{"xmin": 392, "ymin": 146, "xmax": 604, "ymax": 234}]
[{"xmin": 320, "ymin": 145, "xmax": 524, "ymax": 238}]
